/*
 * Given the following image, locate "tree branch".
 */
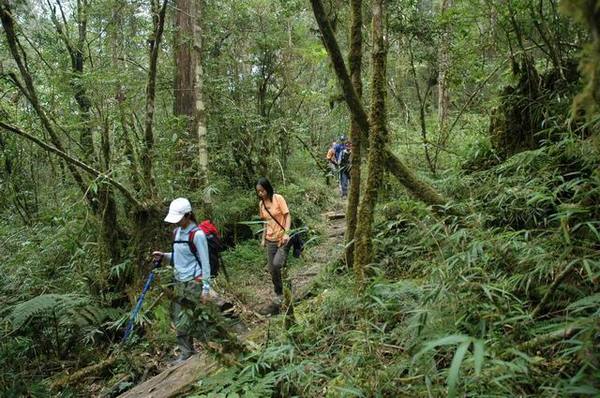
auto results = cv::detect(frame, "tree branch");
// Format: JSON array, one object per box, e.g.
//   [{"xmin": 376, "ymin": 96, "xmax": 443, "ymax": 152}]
[
  {"xmin": 0, "ymin": 121, "xmax": 142, "ymax": 209},
  {"xmin": 0, "ymin": 0, "xmax": 90, "ymax": 198}
]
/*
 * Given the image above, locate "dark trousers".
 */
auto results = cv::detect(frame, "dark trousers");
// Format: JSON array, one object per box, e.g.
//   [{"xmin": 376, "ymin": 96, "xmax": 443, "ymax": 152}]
[
  {"xmin": 339, "ymin": 170, "xmax": 350, "ymax": 198},
  {"xmin": 171, "ymin": 280, "xmax": 203, "ymax": 356},
  {"xmin": 266, "ymin": 241, "xmax": 290, "ymax": 296}
]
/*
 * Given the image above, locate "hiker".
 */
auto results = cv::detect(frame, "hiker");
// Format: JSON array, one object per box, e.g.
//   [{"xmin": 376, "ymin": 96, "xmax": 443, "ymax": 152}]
[
  {"xmin": 326, "ymin": 140, "xmax": 338, "ymax": 178},
  {"xmin": 152, "ymin": 197, "xmax": 211, "ymax": 364},
  {"xmin": 336, "ymin": 138, "xmax": 352, "ymax": 199},
  {"xmin": 256, "ymin": 177, "xmax": 291, "ymax": 314}
]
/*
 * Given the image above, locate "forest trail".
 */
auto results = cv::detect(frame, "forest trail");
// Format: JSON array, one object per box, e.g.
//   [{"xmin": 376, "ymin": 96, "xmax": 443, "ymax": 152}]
[{"xmin": 116, "ymin": 202, "xmax": 347, "ymax": 398}]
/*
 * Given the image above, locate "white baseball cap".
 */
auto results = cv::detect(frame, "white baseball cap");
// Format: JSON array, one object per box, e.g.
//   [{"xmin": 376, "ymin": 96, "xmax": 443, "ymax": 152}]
[{"xmin": 164, "ymin": 197, "xmax": 192, "ymax": 223}]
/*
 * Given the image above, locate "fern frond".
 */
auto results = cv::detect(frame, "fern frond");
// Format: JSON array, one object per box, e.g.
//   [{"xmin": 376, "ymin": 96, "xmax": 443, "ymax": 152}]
[
  {"xmin": 9, "ymin": 294, "xmax": 88, "ymax": 331},
  {"xmin": 65, "ymin": 305, "xmax": 119, "ymax": 328}
]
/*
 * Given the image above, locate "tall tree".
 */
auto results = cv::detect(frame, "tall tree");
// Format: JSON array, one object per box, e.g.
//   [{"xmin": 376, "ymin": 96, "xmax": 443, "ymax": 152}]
[
  {"xmin": 435, "ymin": 0, "xmax": 451, "ymax": 169},
  {"xmin": 174, "ymin": 0, "xmax": 196, "ymax": 143},
  {"xmin": 353, "ymin": 0, "xmax": 388, "ymax": 281},
  {"xmin": 1, "ymin": 0, "xmax": 169, "ymax": 290},
  {"xmin": 140, "ymin": 0, "xmax": 168, "ymax": 197},
  {"xmin": 344, "ymin": 0, "xmax": 364, "ymax": 278},
  {"xmin": 562, "ymin": 0, "xmax": 600, "ymax": 132},
  {"xmin": 408, "ymin": 40, "xmax": 436, "ymax": 174},
  {"xmin": 193, "ymin": 0, "xmax": 209, "ymax": 191},
  {"xmin": 174, "ymin": 0, "xmax": 209, "ymax": 210}
]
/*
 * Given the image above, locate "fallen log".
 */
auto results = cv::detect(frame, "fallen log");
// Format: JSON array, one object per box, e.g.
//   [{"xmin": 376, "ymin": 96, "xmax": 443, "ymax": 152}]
[{"xmin": 50, "ymin": 356, "xmax": 117, "ymax": 391}]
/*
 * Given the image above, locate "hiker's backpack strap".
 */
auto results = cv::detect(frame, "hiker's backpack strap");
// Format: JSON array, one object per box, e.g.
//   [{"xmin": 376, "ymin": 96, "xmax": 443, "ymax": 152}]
[
  {"xmin": 187, "ymin": 227, "xmax": 202, "ymax": 280},
  {"xmin": 188, "ymin": 228, "xmax": 199, "ymax": 254}
]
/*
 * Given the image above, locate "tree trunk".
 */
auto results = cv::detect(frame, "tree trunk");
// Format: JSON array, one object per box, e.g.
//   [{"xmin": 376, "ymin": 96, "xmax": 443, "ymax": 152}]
[
  {"xmin": 173, "ymin": 0, "xmax": 195, "ymax": 177},
  {"xmin": 74, "ymin": 0, "xmax": 95, "ymax": 163},
  {"xmin": 408, "ymin": 42, "xmax": 436, "ymax": 175},
  {"xmin": 309, "ymin": 0, "xmax": 448, "ymax": 208},
  {"xmin": 112, "ymin": 2, "xmax": 142, "ymax": 196},
  {"xmin": 193, "ymin": 0, "xmax": 210, "ymax": 207},
  {"xmin": 434, "ymin": 0, "xmax": 451, "ymax": 170},
  {"xmin": 353, "ymin": 0, "xmax": 387, "ymax": 281},
  {"xmin": 174, "ymin": 0, "xmax": 209, "ymax": 207},
  {"xmin": 563, "ymin": 0, "xmax": 600, "ymax": 131},
  {"xmin": 383, "ymin": 149, "xmax": 446, "ymax": 206},
  {"xmin": 344, "ymin": 0, "xmax": 364, "ymax": 279},
  {"xmin": 141, "ymin": 0, "xmax": 167, "ymax": 197},
  {"xmin": 173, "ymin": 0, "xmax": 195, "ymax": 122}
]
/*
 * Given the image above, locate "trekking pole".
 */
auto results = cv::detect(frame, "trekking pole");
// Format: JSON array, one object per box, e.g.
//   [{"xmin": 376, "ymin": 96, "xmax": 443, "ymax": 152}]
[{"xmin": 122, "ymin": 259, "xmax": 161, "ymax": 342}]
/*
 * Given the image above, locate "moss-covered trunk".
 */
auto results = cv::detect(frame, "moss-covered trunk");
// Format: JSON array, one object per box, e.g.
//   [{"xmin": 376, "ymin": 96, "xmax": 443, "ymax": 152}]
[
  {"xmin": 562, "ymin": 0, "xmax": 600, "ymax": 136},
  {"xmin": 345, "ymin": 0, "xmax": 364, "ymax": 276},
  {"xmin": 130, "ymin": 206, "xmax": 167, "ymax": 286},
  {"xmin": 353, "ymin": 0, "xmax": 387, "ymax": 280}
]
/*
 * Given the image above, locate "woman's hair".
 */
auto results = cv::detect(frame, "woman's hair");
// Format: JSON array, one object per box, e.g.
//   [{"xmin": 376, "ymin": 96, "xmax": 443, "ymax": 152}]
[
  {"xmin": 184, "ymin": 212, "xmax": 197, "ymax": 223},
  {"xmin": 256, "ymin": 177, "xmax": 274, "ymax": 200}
]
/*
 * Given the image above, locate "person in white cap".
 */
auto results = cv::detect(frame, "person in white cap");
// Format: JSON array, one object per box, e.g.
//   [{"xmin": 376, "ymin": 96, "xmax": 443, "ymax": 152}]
[{"xmin": 152, "ymin": 197, "xmax": 211, "ymax": 364}]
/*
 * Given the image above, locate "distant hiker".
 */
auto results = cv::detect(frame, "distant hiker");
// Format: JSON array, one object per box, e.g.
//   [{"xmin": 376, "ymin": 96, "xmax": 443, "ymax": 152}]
[
  {"xmin": 326, "ymin": 140, "xmax": 338, "ymax": 178},
  {"xmin": 256, "ymin": 177, "xmax": 291, "ymax": 314},
  {"xmin": 333, "ymin": 135, "xmax": 347, "ymax": 163},
  {"xmin": 336, "ymin": 137, "xmax": 352, "ymax": 199},
  {"xmin": 152, "ymin": 197, "xmax": 212, "ymax": 364}
]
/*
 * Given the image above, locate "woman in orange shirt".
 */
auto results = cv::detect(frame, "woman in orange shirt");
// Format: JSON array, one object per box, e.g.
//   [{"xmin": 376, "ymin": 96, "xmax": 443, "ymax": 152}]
[{"xmin": 256, "ymin": 177, "xmax": 291, "ymax": 310}]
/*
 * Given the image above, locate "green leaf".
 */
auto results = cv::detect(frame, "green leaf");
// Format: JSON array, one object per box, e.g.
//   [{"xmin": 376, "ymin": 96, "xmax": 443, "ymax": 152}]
[
  {"xmin": 330, "ymin": 386, "xmax": 365, "ymax": 397},
  {"xmin": 415, "ymin": 334, "xmax": 471, "ymax": 359},
  {"xmin": 473, "ymin": 339, "xmax": 485, "ymax": 376},
  {"xmin": 447, "ymin": 340, "xmax": 470, "ymax": 398}
]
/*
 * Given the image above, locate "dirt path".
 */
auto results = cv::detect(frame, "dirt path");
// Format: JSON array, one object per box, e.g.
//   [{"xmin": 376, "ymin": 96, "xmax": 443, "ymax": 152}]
[{"xmin": 117, "ymin": 206, "xmax": 346, "ymax": 398}]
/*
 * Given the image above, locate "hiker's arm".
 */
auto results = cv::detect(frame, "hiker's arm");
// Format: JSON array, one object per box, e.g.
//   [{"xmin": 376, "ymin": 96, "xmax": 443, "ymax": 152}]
[
  {"xmin": 280, "ymin": 210, "xmax": 292, "ymax": 246},
  {"xmin": 152, "ymin": 251, "xmax": 172, "ymax": 264},
  {"xmin": 279, "ymin": 196, "xmax": 291, "ymax": 234},
  {"xmin": 193, "ymin": 232, "xmax": 211, "ymax": 292},
  {"xmin": 259, "ymin": 203, "xmax": 266, "ymax": 247}
]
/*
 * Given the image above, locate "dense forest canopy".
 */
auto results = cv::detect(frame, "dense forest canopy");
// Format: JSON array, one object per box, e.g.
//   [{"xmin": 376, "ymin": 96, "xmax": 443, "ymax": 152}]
[{"xmin": 1, "ymin": 0, "xmax": 598, "ymax": 396}]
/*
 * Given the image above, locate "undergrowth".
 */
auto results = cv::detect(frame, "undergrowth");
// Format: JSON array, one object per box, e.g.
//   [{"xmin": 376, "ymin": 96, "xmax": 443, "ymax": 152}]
[
  {"xmin": 0, "ymin": 167, "xmax": 331, "ymax": 396},
  {"xmin": 188, "ymin": 135, "xmax": 599, "ymax": 397}
]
